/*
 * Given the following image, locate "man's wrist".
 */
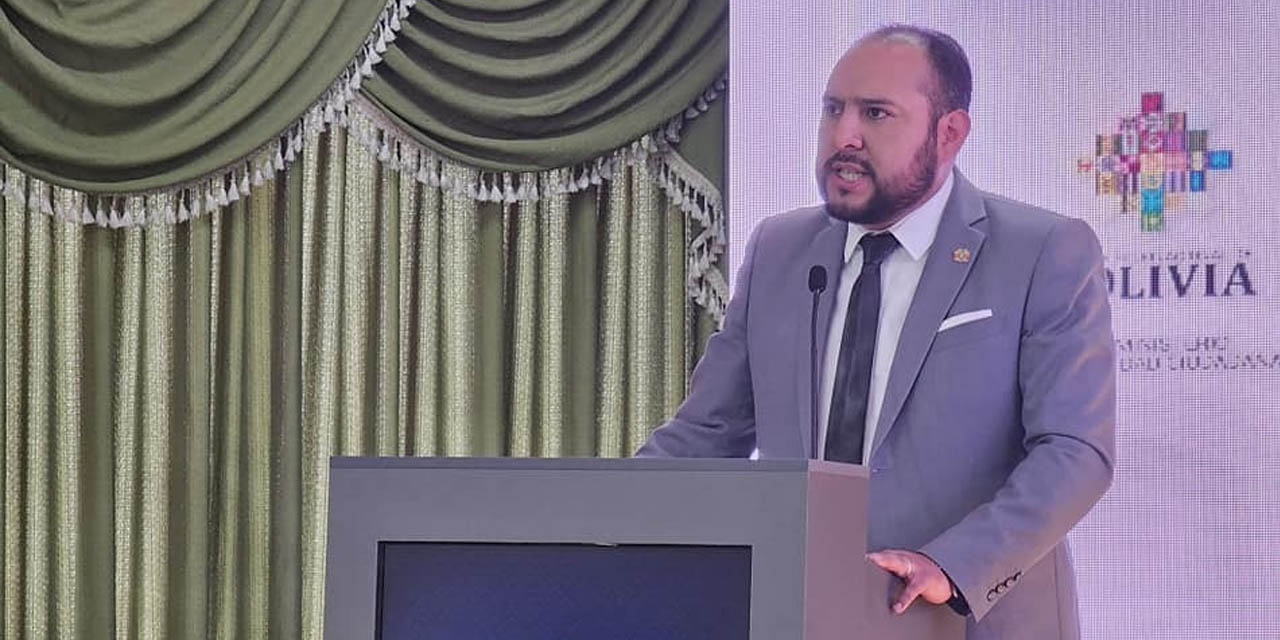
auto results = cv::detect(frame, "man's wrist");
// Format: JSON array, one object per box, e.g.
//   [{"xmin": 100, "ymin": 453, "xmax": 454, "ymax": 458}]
[
  {"xmin": 919, "ymin": 550, "xmax": 969, "ymax": 616},
  {"xmin": 945, "ymin": 577, "xmax": 970, "ymax": 616}
]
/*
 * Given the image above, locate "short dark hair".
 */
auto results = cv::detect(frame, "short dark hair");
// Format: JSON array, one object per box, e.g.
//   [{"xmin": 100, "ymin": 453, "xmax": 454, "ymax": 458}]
[{"xmin": 860, "ymin": 24, "xmax": 972, "ymax": 121}]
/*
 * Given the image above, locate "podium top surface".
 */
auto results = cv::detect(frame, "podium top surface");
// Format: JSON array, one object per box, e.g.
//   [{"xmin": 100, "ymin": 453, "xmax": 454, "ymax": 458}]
[{"xmin": 329, "ymin": 456, "xmax": 868, "ymax": 477}]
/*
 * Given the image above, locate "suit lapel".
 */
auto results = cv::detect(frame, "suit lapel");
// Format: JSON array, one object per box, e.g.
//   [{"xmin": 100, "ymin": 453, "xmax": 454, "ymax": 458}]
[
  {"xmin": 794, "ymin": 216, "xmax": 848, "ymax": 458},
  {"xmin": 869, "ymin": 173, "xmax": 989, "ymax": 458}
]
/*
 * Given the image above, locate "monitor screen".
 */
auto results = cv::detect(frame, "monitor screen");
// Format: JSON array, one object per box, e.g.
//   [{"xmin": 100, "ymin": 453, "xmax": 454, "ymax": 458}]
[{"xmin": 376, "ymin": 542, "xmax": 752, "ymax": 640}]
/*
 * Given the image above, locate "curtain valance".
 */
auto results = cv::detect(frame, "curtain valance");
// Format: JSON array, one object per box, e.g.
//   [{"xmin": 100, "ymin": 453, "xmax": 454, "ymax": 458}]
[{"xmin": 0, "ymin": 0, "xmax": 727, "ymax": 199}]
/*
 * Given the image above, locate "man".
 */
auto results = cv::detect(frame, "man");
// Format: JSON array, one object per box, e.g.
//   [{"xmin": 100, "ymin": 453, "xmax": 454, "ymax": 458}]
[{"xmin": 637, "ymin": 25, "xmax": 1115, "ymax": 640}]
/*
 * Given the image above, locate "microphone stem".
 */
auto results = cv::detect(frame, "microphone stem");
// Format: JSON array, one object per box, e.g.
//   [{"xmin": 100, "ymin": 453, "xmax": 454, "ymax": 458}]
[{"xmin": 810, "ymin": 290, "xmax": 821, "ymax": 459}]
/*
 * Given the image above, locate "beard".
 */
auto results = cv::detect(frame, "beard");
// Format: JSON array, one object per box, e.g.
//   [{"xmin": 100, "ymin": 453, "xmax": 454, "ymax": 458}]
[{"xmin": 820, "ymin": 127, "xmax": 938, "ymax": 227}]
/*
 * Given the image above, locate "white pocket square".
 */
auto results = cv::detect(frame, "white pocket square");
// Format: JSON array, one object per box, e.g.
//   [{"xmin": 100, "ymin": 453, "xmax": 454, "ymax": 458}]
[{"xmin": 938, "ymin": 309, "xmax": 993, "ymax": 333}]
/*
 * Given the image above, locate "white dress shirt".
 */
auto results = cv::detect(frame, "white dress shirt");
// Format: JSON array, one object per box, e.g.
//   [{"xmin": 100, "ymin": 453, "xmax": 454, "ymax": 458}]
[{"xmin": 818, "ymin": 171, "xmax": 954, "ymax": 464}]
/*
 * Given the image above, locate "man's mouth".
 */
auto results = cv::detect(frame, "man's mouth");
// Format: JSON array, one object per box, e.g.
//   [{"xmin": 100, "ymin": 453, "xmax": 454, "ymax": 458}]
[
  {"xmin": 835, "ymin": 167, "xmax": 865, "ymax": 182},
  {"xmin": 828, "ymin": 160, "xmax": 872, "ymax": 190},
  {"xmin": 827, "ymin": 156, "xmax": 872, "ymax": 182}
]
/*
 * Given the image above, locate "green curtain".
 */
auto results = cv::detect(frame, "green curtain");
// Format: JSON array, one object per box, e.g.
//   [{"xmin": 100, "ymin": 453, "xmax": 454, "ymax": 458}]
[
  {"xmin": 363, "ymin": 0, "xmax": 728, "ymax": 172},
  {"xmin": 1, "ymin": 120, "xmax": 710, "ymax": 638},
  {"xmin": 1, "ymin": 1, "xmax": 728, "ymax": 637},
  {"xmin": 0, "ymin": 0, "xmax": 392, "ymax": 192}
]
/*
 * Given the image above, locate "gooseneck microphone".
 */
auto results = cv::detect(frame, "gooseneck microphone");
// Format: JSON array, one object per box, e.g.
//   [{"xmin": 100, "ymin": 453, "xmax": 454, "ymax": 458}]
[{"xmin": 807, "ymin": 265, "xmax": 827, "ymax": 459}]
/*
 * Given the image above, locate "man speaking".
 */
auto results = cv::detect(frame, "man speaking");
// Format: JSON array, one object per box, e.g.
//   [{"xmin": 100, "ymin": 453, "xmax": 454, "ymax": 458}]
[{"xmin": 637, "ymin": 25, "xmax": 1116, "ymax": 640}]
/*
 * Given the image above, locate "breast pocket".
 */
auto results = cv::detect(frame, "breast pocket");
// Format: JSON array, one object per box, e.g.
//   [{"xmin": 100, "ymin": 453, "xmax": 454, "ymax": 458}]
[{"xmin": 930, "ymin": 309, "xmax": 1004, "ymax": 354}]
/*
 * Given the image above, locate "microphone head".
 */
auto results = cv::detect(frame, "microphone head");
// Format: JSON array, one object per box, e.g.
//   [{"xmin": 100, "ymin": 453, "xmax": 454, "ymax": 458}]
[{"xmin": 808, "ymin": 265, "xmax": 827, "ymax": 293}]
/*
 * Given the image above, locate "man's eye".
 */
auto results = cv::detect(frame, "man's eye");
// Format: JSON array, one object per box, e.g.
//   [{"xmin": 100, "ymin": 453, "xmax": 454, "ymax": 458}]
[
  {"xmin": 866, "ymin": 107, "xmax": 888, "ymax": 120},
  {"xmin": 824, "ymin": 102, "xmax": 842, "ymax": 117}
]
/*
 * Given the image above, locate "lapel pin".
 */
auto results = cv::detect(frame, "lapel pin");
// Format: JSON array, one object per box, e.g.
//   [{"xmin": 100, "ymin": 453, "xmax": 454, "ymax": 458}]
[{"xmin": 952, "ymin": 247, "xmax": 971, "ymax": 263}]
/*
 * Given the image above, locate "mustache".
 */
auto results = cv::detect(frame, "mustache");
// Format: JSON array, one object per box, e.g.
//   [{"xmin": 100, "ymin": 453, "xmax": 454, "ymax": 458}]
[{"xmin": 823, "ymin": 152, "xmax": 873, "ymax": 175}]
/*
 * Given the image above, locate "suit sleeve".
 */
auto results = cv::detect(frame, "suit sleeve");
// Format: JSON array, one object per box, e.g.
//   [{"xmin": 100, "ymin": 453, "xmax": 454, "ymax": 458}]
[
  {"xmin": 920, "ymin": 217, "xmax": 1117, "ymax": 621},
  {"xmin": 633, "ymin": 218, "xmax": 770, "ymax": 458}
]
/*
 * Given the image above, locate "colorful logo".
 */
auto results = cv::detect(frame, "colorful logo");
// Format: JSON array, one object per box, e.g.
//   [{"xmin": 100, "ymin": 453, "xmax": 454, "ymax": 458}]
[{"xmin": 1076, "ymin": 92, "xmax": 1233, "ymax": 232}]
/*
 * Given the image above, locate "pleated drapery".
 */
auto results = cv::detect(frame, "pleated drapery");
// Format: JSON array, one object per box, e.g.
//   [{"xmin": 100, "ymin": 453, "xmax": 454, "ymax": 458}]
[{"xmin": 1, "ymin": 126, "xmax": 708, "ymax": 638}]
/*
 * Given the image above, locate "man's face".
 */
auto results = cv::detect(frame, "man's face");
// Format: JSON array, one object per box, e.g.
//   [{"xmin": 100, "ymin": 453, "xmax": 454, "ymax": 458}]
[{"xmin": 815, "ymin": 41, "xmax": 941, "ymax": 227}]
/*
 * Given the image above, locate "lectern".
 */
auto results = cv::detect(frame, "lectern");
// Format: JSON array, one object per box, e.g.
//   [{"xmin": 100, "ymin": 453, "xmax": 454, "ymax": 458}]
[{"xmin": 324, "ymin": 457, "xmax": 964, "ymax": 639}]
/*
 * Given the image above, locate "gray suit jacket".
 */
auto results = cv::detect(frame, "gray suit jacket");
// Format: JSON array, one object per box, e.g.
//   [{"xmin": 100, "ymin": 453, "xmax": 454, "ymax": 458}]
[{"xmin": 638, "ymin": 172, "xmax": 1116, "ymax": 639}]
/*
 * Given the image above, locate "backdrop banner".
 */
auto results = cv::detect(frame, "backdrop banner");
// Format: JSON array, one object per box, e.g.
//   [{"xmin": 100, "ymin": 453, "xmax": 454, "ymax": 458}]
[{"xmin": 730, "ymin": 2, "xmax": 1280, "ymax": 638}]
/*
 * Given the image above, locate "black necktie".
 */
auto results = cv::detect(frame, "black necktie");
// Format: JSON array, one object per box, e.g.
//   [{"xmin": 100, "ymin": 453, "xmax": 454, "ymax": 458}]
[{"xmin": 824, "ymin": 233, "xmax": 899, "ymax": 464}]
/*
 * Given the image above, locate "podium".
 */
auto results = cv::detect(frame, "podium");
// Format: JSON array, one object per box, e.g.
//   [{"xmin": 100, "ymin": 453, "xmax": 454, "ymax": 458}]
[{"xmin": 324, "ymin": 457, "xmax": 964, "ymax": 639}]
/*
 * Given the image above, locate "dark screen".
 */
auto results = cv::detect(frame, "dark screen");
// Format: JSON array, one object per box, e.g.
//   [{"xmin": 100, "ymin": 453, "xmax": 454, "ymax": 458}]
[{"xmin": 376, "ymin": 541, "xmax": 752, "ymax": 640}]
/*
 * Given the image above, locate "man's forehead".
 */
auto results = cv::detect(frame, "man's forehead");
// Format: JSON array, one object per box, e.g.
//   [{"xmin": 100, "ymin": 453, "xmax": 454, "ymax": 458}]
[{"xmin": 825, "ymin": 40, "xmax": 933, "ymax": 97}]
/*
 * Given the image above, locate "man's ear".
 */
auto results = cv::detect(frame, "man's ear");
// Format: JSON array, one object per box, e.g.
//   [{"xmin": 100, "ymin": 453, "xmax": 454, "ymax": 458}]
[{"xmin": 937, "ymin": 109, "xmax": 971, "ymax": 162}]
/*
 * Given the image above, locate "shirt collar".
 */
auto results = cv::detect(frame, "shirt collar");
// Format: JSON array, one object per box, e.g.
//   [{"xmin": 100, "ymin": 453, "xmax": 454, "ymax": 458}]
[{"xmin": 843, "ymin": 169, "xmax": 954, "ymax": 264}]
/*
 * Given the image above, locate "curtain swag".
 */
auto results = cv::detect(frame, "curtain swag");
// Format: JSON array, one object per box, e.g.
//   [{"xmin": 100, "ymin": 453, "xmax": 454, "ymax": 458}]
[
  {"xmin": 360, "ymin": 0, "xmax": 728, "ymax": 174},
  {"xmin": 0, "ymin": 0, "xmax": 408, "ymax": 192},
  {"xmin": 0, "ymin": 0, "xmax": 413, "ymax": 223}
]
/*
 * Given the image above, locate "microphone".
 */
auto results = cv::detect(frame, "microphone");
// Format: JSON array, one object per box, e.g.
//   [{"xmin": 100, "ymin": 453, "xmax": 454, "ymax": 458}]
[{"xmin": 807, "ymin": 265, "xmax": 827, "ymax": 459}]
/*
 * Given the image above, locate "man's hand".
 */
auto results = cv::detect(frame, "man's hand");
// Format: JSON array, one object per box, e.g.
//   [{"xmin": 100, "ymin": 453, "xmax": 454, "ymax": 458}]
[{"xmin": 866, "ymin": 549, "xmax": 953, "ymax": 614}]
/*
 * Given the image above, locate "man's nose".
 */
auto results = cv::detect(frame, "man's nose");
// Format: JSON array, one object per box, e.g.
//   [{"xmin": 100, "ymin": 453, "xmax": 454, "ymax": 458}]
[{"xmin": 832, "ymin": 113, "xmax": 864, "ymax": 150}]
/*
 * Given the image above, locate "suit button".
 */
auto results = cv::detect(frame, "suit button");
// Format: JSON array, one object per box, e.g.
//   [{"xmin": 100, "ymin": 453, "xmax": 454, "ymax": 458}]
[
  {"xmin": 996, "ymin": 584, "xmax": 1008, "ymax": 594},
  {"xmin": 986, "ymin": 591, "xmax": 997, "ymax": 602}
]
